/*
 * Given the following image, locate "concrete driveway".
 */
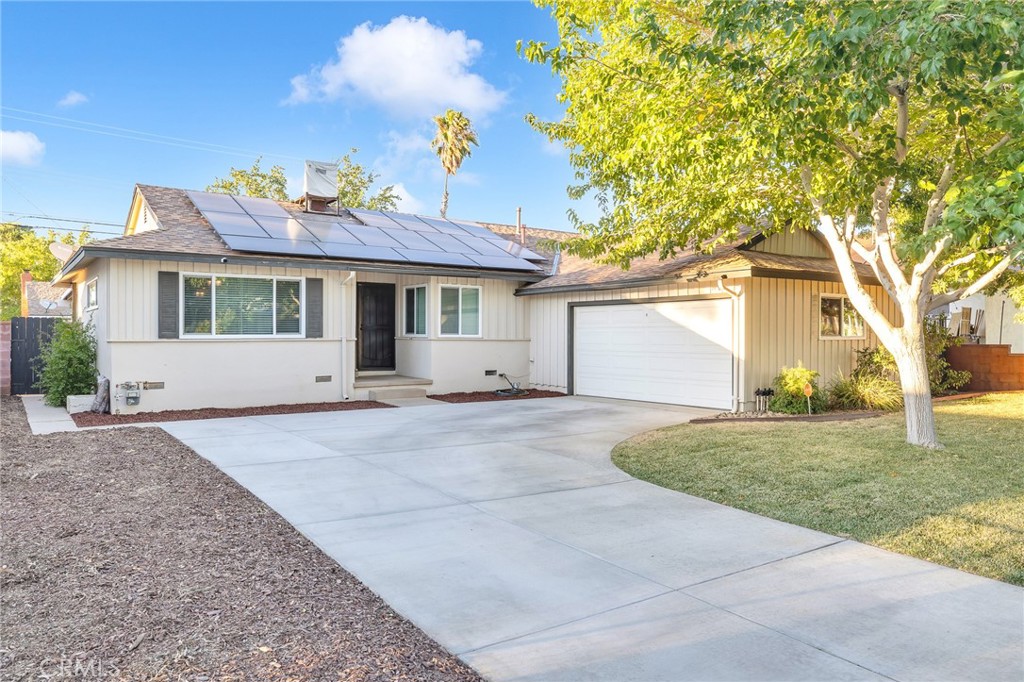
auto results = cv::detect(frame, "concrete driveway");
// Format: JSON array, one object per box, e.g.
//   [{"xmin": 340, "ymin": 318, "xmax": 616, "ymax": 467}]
[{"xmin": 163, "ymin": 397, "xmax": 1023, "ymax": 682}]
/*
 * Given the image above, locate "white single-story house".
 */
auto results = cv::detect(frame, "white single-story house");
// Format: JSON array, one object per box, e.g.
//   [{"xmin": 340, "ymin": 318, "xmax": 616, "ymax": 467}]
[{"xmin": 56, "ymin": 184, "xmax": 905, "ymax": 414}]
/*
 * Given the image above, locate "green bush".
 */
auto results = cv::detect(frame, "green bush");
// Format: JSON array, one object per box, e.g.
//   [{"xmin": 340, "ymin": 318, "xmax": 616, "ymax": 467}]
[
  {"xmin": 768, "ymin": 363, "xmax": 828, "ymax": 414},
  {"xmin": 828, "ymin": 372, "xmax": 904, "ymax": 411},
  {"xmin": 854, "ymin": 318, "xmax": 971, "ymax": 395},
  {"xmin": 35, "ymin": 320, "xmax": 97, "ymax": 407}
]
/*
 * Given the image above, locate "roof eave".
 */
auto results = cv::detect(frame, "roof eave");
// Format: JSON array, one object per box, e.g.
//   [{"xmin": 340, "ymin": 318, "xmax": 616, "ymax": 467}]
[{"xmin": 65, "ymin": 246, "xmax": 547, "ymax": 282}]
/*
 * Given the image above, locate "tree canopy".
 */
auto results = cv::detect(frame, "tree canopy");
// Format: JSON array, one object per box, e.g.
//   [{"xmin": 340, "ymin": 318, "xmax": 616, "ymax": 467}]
[
  {"xmin": 336, "ymin": 149, "xmax": 400, "ymax": 212},
  {"xmin": 0, "ymin": 223, "xmax": 90, "ymax": 320},
  {"xmin": 522, "ymin": 1, "xmax": 1023, "ymax": 279},
  {"xmin": 523, "ymin": 0, "xmax": 1024, "ymax": 447},
  {"xmin": 208, "ymin": 156, "xmax": 289, "ymax": 202},
  {"xmin": 208, "ymin": 150, "xmax": 399, "ymax": 211}
]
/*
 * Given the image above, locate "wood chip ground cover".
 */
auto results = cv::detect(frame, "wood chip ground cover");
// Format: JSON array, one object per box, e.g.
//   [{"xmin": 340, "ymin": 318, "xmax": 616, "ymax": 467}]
[
  {"xmin": 0, "ymin": 396, "xmax": 481, "ymax": 681},
  {"xmin": 72, "ymin": 400, "xmax": 392, "ymax": 427},
  {"xmin": 427, "ymin": 390, "xmax": 564, "ymax": 403}
]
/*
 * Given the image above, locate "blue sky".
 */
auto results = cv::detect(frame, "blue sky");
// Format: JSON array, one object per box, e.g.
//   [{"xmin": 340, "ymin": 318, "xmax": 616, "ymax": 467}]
[{"xmin": 1, "ymin": 1, "xmax": 589, "ymax": 239}]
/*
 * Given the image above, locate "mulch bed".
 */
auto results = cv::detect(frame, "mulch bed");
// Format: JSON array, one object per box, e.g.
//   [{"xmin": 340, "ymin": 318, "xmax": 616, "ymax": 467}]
[
  {"xmin": 0, "ymin": 396, "xmax": 481, "ymax": 682},
  {"xmin": 428, "ymin": 389, "xmax": 565, "ymax": 403},
  {"xmin": 72, "ymin": 400, "xmax": 392, "ymax": 427}
]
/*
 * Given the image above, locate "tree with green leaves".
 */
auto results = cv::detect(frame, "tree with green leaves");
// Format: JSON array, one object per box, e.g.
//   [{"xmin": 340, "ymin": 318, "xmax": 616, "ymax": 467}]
[
  {"xmin": 208, "ymin": 156, "xmax": 290, "ymax": 201},
  {"xmin": 431, "ymin": 109, "xmax": 479, "ymax": 218},
  {"xmin": 0, "ymin": 223, "xmax": 90, "ymax": 320},
  {"xmin": 208, "ymin": 150, "xmax": 399, "ymax": 211},
  {"xmin": 336, "ymin": 148, "xmax": 400, "ymax": 211},
  {"xmin": 523, "ymin": 0, "xmax": 1024, "ymax": 448}
]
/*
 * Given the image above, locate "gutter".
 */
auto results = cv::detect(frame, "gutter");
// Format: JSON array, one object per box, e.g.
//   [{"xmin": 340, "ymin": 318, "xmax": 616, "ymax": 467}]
[{"xmin": 56, "ymin": 246, "xmax": 547, "ymax": 283}]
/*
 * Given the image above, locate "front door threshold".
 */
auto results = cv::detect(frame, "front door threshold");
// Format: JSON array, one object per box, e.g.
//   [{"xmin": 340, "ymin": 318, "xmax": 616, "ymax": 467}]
[{"xmin": 353, "ymin": 374, "xmax": 433, "ymax": 389}]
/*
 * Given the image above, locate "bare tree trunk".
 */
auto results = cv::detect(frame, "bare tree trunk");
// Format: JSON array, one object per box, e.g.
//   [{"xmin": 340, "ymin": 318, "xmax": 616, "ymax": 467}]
[
  {"xmin": 892, "ymin": 324, "xmax": 942, "ymax": 449},
  {"xmin": 440, "ymin": 174, "xmax": 450, "ymax": 218}
]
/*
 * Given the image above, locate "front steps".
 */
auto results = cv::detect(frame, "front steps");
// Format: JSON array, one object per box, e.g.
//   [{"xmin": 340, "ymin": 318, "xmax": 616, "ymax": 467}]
[
  {"xmin": 354, "ymin": 373, "xmax": 433, "ymax": 401},
  {"xmin": 368, "ymin": 386, "xmax": 429, "ymax": 400}
]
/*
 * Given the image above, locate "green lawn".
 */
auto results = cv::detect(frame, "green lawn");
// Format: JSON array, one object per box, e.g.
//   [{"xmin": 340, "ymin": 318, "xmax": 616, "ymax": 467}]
[{"xmin": 612, "ymin": 392, "xmax": 1024, "ymax": 585}]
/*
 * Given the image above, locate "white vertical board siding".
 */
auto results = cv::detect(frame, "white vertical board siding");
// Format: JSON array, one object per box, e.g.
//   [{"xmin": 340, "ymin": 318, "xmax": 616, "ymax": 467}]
[
  {"xmin": 742, "ymin": 277, "xmax": 901, "ymax": 400},
  {"xmin": 355, "ymin": 273, "xmax": 529, "ymax": 341},
  {"xmin": 748, "ymin": 231, "xmax": 831, "ymax": 258},
  {"xmin": 574, "ymin": 299, "xmax": 734, "ymax": 409},
  {"xmin": 527, "ymin": 279, "xmax": 733, "ymax": 393}
]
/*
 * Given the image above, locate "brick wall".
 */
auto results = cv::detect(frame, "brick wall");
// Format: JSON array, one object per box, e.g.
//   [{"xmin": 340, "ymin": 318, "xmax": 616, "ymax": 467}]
[
  {"xmin": 0, "ymin": 321, "xmax": 10, "ymax": 396},
  {"xmin": 946, "ymin": 344, "xmax": 1024, "ymax": 392}
]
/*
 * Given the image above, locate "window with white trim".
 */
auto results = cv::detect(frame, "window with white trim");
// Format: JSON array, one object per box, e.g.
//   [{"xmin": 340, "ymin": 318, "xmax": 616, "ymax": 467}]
[
  {"xmin": 820, "ymin": 295, "xmax": 865, "ymax": 339},
  {"xmin": 182, "ymin": 274, "xmax": 303, "ymax": 337},
  {"xmin": 440, "ymin": 285, "xmax": 480, "ymax": 336},
  {"xmin": 85, "ymin": 279, "xmax": 98, "ymax": 310},
  {"xmin": 404, "ymin": 285, "xmax": 427, "ymax": 336}
]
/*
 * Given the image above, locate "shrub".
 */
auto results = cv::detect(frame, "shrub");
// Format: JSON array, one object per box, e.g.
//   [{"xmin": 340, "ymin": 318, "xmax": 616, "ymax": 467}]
[
  {"xmin": 35, "ymin": 320, "xmax": 97, "ymax": 407},
  {"xmin": 768, "ymin": 363, "xmax": 828, "ymax": 414},
  {"xmin": 854, "ymin": 318, "xmax": 971, "ymax": 395},
  {"xmin": 828, "ymin": 372, "xmax": 903, "ymax": 411}
]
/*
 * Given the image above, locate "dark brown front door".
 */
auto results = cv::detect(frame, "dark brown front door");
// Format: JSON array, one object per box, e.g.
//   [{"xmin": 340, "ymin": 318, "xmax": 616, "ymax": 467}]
[{"xmin": 357, "ymin": 283, "xmax": 396, "ymax": 370}]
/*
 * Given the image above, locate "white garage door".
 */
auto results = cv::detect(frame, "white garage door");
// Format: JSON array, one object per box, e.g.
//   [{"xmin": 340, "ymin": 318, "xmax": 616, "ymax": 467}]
[{"xmin": 573, "ymin": 299, "xmax": 734, "ymax": 409}]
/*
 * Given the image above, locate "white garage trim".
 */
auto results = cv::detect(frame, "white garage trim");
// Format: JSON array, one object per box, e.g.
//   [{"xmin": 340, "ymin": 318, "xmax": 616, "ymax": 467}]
[{"xmin": 569, "ymin": 297, "xmax": 735, "ymax": 410}]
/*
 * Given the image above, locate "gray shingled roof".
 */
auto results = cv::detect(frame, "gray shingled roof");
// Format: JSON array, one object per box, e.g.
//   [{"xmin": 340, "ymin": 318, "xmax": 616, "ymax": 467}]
[
  {"xmin": 64, "ymin": 185, "xmax": 866, "ymax": 291},
  {"xmin": 24, "ymin": 282, "xmax": 71, "ymax": 317}
]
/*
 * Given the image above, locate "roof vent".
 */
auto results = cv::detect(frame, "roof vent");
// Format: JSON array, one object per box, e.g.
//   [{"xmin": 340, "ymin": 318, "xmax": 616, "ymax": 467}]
[{"xmin": 304, "ymin": 160, "xmax": 339, "ymax": 214}]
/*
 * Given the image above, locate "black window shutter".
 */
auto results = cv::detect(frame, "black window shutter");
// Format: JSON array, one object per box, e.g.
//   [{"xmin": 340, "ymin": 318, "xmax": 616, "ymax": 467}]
[
  {"xmin": 306, "ymin": 278, "xmax": 323, "ymax": 338},
  {"xmin": 157, "ymin": 271, "xmax": 179, "ymax": 339}
]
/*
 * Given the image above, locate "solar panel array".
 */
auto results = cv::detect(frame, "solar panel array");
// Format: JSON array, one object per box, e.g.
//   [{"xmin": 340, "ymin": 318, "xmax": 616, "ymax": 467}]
[{"xmin": 186, "ymin": 190, "xmax": 545, "ymax": 272}]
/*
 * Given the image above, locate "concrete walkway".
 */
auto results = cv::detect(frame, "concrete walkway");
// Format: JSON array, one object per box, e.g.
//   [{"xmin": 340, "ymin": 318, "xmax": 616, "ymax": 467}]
[
  {"xmin": 162, "ymin": 397, "xmax": 1024, "ymax": 682},
  {"xmin": 19, "ymin": 395, "xmax": 82, "ymax": 434}
]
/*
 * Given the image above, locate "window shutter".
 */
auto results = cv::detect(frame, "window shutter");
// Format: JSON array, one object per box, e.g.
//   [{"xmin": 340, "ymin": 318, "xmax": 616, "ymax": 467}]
[
  {"xmin": 306, "ymin": 278, "xmax": 323, "ymax": 338},
  {"xmin": 158, "ymin": 271, "xmax": 179, "ymax": 339}
]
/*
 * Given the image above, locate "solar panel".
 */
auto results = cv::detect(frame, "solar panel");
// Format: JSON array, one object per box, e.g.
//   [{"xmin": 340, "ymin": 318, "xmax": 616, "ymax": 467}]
[
  {"xmin": 202, "ymin": 211, "xmax": 269, "ymax": 238},
  {"xmin": 344, "ymin": 224, "xmax": 403, "ymax": 248},
  {"xmin": 298, "ymin": 221, "xmax": 363, "ymax": 244},
  {"xmin": 219, "ymin": 234, "xmax": 327, "ymax": 257},
  {"xmin": 380, "ymin": 228, "xmax": 442, "ymax": 251},
  {"xmin": 347, "ymin": 209, "xmax": 405, "ymax": 230},
  {"xmin": 394, "ymin": 249, "xmax": 478, "ymax": 267},
  {"xmin": 466, "ymin": 254, "xmax": 541, "ymax": 271},
  {"xmin": 317, "ymin": 242, "xmax": 407, "ymax": 261},
  {"xmin": 454, "ymin": 235, "xmax": 515, "ymax": 257},
  {"xmin": 423, "ymin": 233, "xmax": 475, "ymax": 254},
  {"xmin": 234, "ymin": 195, "xmax": 292, "ymax": 218},
  {"xmin": 485, "ymin": 238, "xmax": 546, "ymax": 261},
  {"xmin": 448, "ymin": 220, "xmax": 500, "ymax": 238},
  {"xmin": 190, "ymin": 192, "xmax": 545, "ymax": 272},
  {"xmin": 255, "ymin": 216, "xmax": 318, "ymax": 241},
  {"xmin": 380, "ymin": 211, "xmax": 443, "ymax": 233}
]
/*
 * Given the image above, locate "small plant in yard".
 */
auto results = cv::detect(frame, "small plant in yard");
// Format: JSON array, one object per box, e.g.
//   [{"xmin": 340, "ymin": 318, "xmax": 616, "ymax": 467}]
[
  {"xmin": 828, "ymin": 372, "xmax": 904, "ymax": 411},
  {"xmin": 854, "ymin": 319, "xmax": 971, "ymax": 396},
  {"xmin": 768, "ymin": 363, "xmax": 828, "ymax": 414},
  {"xmin": 35, "ymin": 320, "xmax": 97, "ymax": 407}
]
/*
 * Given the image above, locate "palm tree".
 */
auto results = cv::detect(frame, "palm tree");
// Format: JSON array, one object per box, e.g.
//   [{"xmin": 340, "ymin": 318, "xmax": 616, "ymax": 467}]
[{"xmin": 431, "ymin": 109, "xmax": 478, "ymax": 218}]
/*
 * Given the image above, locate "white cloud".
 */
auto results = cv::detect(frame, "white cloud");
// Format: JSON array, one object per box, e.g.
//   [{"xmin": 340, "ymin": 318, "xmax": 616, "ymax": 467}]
[
  {"xmin": 1, "ymin": 130, "xmax": 45, "ymax": 166},
  {"xmin": 375, "ymin": 129, "xmax": 434, "ymax": 180},
  {"xmin": 391, "ymin": 182, "xmax": 425, "ymax": 213},
  {"xmin": 285, "ymin": 16, "xmax": 507, "ymax": 119},
  {"xmin": 540, "ymin": 137, "xmax": 566, "ymax": 157},
  {"xmin": 57, "ymin": 90, "xmax": 89, "ymax": 108}
]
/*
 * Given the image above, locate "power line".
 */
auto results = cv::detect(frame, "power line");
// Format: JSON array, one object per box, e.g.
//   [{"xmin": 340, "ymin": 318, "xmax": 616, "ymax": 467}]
[
  {"xmin": 2, "ymin": 107, "xmax": 307, "ymax": 162},
  {"xmin": 1, "ymin": 212, "xmax": 123, "ymax": 227},
  {"xmin": 4, "ymin": 223, "xmax": 122, "ymax": 237}
]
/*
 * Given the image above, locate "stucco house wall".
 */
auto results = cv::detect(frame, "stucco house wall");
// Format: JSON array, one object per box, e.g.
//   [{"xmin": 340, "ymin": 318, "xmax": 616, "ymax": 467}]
[{"xmin": 86, "ymin": 257, "xmax": 533, "ymax": 412}]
